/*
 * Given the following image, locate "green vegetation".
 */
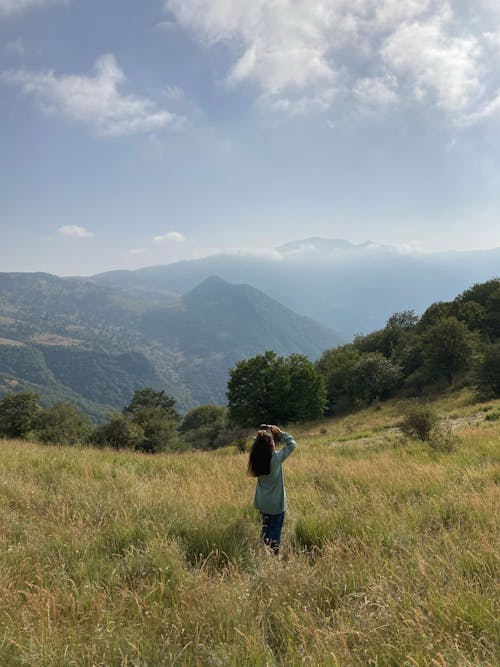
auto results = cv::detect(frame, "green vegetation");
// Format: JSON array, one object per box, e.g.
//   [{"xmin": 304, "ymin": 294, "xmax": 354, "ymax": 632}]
[
  {"xmin": 181, "ymin": 404, "xmax": 229, "ymax": 449},
  {"xmin": 0, "ymin": 391, "xmax": 40, "ymax": 438},
  {"xmin": 0, "ymin": 272, "xmax": 339, "ymax": 414},
  {"xmin": 318, "ymin": 278, "xmax": 500, "ymax": 415},
  {"xmin": 227, "ymin": 351, "xmax": 326, "ymax": 426},
  {"xmin": 399, "ymin": 402, "xmax": 439, "ymax": 441},
  {"xmin": 0, "ymin": 393, "xmax": 498, "ymax": 665},
  {"xmin": 35, "ymin": 402, "xmax": 92, "ymax": 445}
]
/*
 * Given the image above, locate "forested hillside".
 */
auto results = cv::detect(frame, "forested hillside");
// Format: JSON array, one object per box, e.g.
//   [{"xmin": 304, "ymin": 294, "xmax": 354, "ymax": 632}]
[
  {"xmin": 0, "ymin": 272, "xmax": 340, "ymax": 416},
  {"xmin": 317, "ymin": 278, "xmax": 500, "ymax": 414}
]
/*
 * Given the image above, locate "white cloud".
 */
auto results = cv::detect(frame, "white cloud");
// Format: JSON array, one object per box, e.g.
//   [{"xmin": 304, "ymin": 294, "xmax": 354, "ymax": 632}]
[
  {"xmin": 218, "ymin": 246, "xmax": 283, "ymax": 260},
  {"xmin": 58, "ymin": 225, "xmax": 94, "ymax": 238},
  {"xmin": 462, "ymin": 91, "xmax": 500, "ymax": 125},
  {"xmin": 381, "ymin": 11, "xmax": 481, "ymax": 111},
  {"xmin": 353, "ymin": 75, "xmax": 399, "ymax": 108},
  {"xmin": 153, "ymin": 231, "xmax": 186, "ymax": 243},
  {"xmin": 0, "ymin": 0, "xmax": 64, "ymax": 17},
  {"xmin": 1, "ymin": 54, "xmax": 179, "ymax": 136},
  {"xmin": 129, "ymin": 247, "xmax": 147, "ymax": 255},
  {"xmin": 165, "ymin": 0, "xmax": 500, "ymax": 123},
  {"xmin": 166, "ymin": 0, "xmax": 343, "ymax": 113}
]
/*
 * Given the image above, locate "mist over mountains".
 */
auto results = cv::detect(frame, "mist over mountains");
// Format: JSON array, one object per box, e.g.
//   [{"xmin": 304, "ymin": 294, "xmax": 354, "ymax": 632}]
[{"xmin": 92, "ymin": 238, "xmax": 500, "ymax": 337}]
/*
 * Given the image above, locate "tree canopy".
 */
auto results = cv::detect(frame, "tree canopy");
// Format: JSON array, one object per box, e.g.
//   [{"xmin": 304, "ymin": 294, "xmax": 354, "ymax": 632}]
[{"xmin": 227, "ymin": 351, "xmax": 326, "ymax": 427}]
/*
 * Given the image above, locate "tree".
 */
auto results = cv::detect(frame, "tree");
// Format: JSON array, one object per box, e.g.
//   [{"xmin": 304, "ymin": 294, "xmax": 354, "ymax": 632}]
[
  {"xmin": 181, "ymin": 404, "xmax": 228, "ymax": 449},
  {"xmin": 92, "ymin": 413, "xmax": 145, "ymax": 450},
  {"xmin": 227, "ymin": 351, "xmax": 326, "ymax": 427},
  {"xmin": 123, "ymin": 388, "xmax": 180, "ymax": 453},
  {"xmin": 123, "ymin": 388, "xmax": 179, "ymax": 425},
  {"xmin": 227, "ymin": 351, "xmax": 289, "ymax": 427},
  {"xmin": 456, "ymin": 279, "xmax": 500, "ymax": 338},
  {"xmin": 0, "ymin": 392, "xmax": 40, "ymax": 439},
  {"xmin": 35, "ymin": 402, "xmax": 92, "ymax": 445},
  {"xmin": 286, "ymin": 354, "xmax": 326, "ymax": 422},
  {"xmin": 350, "ymin": 353, "xmax": 402, "ymax": 403},
  {"xmin": 317, "ymin": 344, "xmax": 361, "ymax": 413},
  {"xmin": 139, "ymin": 415, "xmax": 179, "ymax": 453},
  {"xmin": 386, "ymin": 310, "xmax": 419, "ymax": 331},
  {"xmin": 422, "ymin": 316, "xmax": 476, "ymax": 385},
  {"xmin": 476, "ymin": 343, "xmax": 500, "ymax": 399},
  {"xmin": 418, "ymin": 302, "xmax": 454, "ymax": 330}
]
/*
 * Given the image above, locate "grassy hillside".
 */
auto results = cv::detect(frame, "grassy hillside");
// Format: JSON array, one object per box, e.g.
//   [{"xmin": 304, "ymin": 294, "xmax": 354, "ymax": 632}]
[{"xmin": 0, "ymin": 391, "xmax": 498, "ymax": 665}]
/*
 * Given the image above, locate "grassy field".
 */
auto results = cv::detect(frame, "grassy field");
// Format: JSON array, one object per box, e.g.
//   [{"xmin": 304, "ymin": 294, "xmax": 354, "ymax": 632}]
[{"xmin": 0, "ymin": 391, "xmax": 499, "ymax": 665}]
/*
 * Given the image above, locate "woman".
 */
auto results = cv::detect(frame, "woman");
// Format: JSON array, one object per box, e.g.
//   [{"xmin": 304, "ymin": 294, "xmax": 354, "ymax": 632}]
[{"xmin": 248, "ymin": 425, "xmax": 297, "ymax": 555}]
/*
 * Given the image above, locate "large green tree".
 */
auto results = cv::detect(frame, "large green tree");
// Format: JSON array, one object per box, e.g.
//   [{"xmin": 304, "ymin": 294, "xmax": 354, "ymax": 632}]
[
  {"xmin": 0, "ymin": 392, "xmax": 40, "ymax": 439},
  {"xmin": 316, "ymin": 344, "xmax": 361, "ymax": 413},
  {"xmin": 227, "ymin": 351, "xmax": 326, "ymax": 427},
  {"xmin": 349, "ymin": 353, "xmax": 402, "ymax": 403},
  {"xmin": 422, "ymin": 317, "xmax": 476, "ymax": 385},
  {"xmin": 123, "ymin": 388, "xmax": 179, "ymax": 424},
  {"xmin": 286, "ymin": 354, "xmax": 326, "ymax": 422},
  {"xmin": 123, "ymin": 388, "xmax": 180, "ymax": 453},
  {"xmin": 227, "ymin": 351, "xmax": 289, "ymax": 427},
  {"xmin": 35, "ymin": 402, "xmax": 92, "ymax": 445},
  {"xmin": 476, "ymin": 342, "xmax": 500, "ymax": 399}
]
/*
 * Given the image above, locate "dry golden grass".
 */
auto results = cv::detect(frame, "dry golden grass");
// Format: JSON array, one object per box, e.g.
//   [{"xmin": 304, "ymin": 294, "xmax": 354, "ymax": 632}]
[{"xmin": 0, "ymin": 394, "xmax": 498, "ymax": 665}]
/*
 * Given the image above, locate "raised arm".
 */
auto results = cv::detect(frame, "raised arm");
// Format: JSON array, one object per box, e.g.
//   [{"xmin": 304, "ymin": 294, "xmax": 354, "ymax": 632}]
[{"xmin": 275, "ymin": 432, "xmax": 297, "ymax": 464}]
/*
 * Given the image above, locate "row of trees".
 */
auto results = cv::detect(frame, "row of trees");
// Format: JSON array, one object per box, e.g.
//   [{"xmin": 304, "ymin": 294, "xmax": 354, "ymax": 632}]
[
  {"xmin": 225, "ymin": 279, "xmax": 500, "ymax": 425},
  {"xmin": 317, "ymin": 279, "xmax": 500, "ymax": 415},
  {"xmin": 0, "ymin": 389, "xmax": 230, "ymax": 453}
]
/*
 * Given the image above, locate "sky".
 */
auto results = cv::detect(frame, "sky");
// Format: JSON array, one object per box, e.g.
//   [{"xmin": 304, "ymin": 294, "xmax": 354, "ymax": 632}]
[{"xmin": 1, "ymin": 0, "xmax": 500, "ymax": 276}]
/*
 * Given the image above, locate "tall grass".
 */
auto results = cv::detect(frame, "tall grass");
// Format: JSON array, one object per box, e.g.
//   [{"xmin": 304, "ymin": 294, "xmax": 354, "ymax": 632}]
[{"xmin": 0, "ymin": 397, "xmax": 498, "ymax": 665}]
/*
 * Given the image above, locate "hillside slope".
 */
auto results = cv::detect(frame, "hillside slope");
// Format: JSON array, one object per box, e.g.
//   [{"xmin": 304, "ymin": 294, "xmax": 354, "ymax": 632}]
[{"xmin": 0, "ymin": 272, "xmax": 340, "ymax": 415}]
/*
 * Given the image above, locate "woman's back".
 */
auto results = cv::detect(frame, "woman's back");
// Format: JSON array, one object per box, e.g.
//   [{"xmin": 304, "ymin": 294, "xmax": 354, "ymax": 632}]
[{"xmin": 253, "ymin": 432, "xmax": 297, "ymax": 515}]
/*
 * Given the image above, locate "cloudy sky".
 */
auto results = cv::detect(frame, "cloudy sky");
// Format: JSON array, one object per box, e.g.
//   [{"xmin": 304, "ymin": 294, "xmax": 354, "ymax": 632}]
[{"xmin": 1, "ymin": 0, "xmax": 500, "ymax": 275}]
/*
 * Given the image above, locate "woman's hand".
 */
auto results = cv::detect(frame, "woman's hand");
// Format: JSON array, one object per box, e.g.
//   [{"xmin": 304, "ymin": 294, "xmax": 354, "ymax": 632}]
[{"xmin": 270, "ymin": 425, "xmax": 283, "ymax": 437}]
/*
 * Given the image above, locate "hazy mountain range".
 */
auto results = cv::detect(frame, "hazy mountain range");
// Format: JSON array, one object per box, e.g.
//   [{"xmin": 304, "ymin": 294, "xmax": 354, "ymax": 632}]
[
  {"xmin": 92, "ymin": 238, "xmax": 500, "ymax": 337},
  {"xmin": 1, "ymin": 237, "xmax": 498, "ymax": 418},
  {"xmin": 0, "ymin": 272, "xmax": 340, "ymax": 417}
]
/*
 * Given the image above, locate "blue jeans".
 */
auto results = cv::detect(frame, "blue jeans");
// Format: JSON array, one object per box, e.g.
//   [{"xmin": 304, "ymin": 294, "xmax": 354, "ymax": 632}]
[{"xmin": 261, "ymin": 511, "xmax": 285, "ymax": 556}]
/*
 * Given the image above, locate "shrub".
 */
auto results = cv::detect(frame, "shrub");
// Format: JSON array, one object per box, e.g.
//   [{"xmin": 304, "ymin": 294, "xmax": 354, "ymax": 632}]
[
  {"xmin": 400, "ymin": 402, "xmax": 438, "ymax": 441},
  {"xmin": 35, "ymin": 402, "xmax": 92, "ymax": 445},
  {"xmin": 181, "ymin": 405, "xmax": 228, "ymax": 450},
  {"xmin": 485, "ymin": 409, "xmax": 500, "ymax": 422},
  {"xmin": 92, "ymin": 414, "xmax": 145, "ymax": 450},
  {"xmin": 428, "ymin": 424, "xmax": 456, "ymax": 452}
]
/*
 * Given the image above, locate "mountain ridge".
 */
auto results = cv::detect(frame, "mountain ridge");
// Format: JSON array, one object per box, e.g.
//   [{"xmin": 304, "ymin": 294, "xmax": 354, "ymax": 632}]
[
  {"xmin": 90, "ymin": 237, "xmax": 500, "ymax": 336},
  {"xmin": 0, "ymin": 271, "xmax": 340, "ymax": 417}
]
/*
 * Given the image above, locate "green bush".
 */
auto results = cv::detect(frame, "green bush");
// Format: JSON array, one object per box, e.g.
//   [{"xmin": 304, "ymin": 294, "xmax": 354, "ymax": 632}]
[
  {"xmin": 181, "ymin": 405, "xmax": 228, "ymax": 450},
  {"xmin": 485, "ymin": 409, "xmax": 500, "ymax": 422},
  {"xmin": 92, "ymin": 414, "xmax": 145, "ymax": 450},
  {"xmin": 428, "ymin": 424, "xmax": 456, "ymax": 452},
  {"xmin": 35, "ymin": 402, "xmax": 92, "ymax": 445},
  {"xmin": 400, "ymin": 402, "xmax": 438, "ymax": 441}
]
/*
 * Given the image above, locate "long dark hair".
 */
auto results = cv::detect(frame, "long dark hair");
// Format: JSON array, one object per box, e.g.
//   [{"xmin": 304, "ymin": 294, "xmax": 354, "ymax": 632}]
[{"xmin": 248, "ymin": 430, "xmax": 274, "ymax": 477}]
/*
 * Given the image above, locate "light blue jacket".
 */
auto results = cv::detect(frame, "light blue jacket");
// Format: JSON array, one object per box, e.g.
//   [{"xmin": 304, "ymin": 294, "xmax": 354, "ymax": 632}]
[{"xmin": 253, "ymin": 432, "xmax": 297, "ymax": 515}]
